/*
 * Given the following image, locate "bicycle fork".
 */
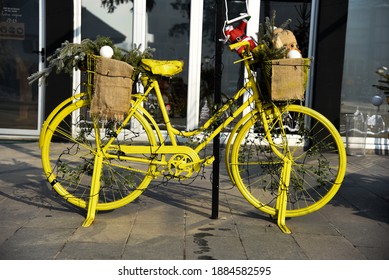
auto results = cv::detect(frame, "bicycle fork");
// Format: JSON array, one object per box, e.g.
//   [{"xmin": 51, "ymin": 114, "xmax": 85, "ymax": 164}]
[
  {"xmin": 276, "ymin": 157, "xmax": 292, "ymax": 234},
  {"xmin": 82, "ymin": 118, "xmax": 106, "ymax": 227},
  {"xmin": 82, "ymin": 151, "xmax": 104, "ymax": 227}
]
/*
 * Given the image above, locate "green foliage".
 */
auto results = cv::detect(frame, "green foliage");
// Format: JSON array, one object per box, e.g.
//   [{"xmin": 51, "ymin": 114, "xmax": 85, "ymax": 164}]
[
  {"xmin": 101, "ymin": 0, "xmax": 132, "ymax": 13},
  {"xmin": 100, "ymin": 0, "xmax": 155, "ymax": 13},
  {"xmin": 255, "ymin": 10, "xmax": 291, "ymax": 62},
  {"xmin": 28, "ymin": 36, "xmax": 154, "ymax": 85}
]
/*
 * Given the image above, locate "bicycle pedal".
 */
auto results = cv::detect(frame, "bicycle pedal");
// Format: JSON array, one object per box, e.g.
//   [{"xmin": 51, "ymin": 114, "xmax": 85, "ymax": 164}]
[{"xmin": 203, "ymin": 156, "xmax": 215, "ymax": 166}]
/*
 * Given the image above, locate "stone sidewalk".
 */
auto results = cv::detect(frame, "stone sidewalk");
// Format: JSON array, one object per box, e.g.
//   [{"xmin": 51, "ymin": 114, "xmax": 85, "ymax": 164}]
[{"xmin": 0, "ymin": 141, "xmax": 388, "ymax": 260}]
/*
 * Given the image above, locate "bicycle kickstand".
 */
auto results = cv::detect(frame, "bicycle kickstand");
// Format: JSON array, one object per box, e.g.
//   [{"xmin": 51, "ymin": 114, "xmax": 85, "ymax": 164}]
[
  {"xmin": 275, "ymin": 158, "xmax": 292, "ymax": 234},
  {"xmin": 82, "ymin": 153, "xmax": 104, "ymax": 227}
]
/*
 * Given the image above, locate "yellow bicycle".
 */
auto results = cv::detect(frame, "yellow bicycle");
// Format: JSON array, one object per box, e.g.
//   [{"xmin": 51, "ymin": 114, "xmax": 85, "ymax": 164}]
[{"xmin": 39, "ymin": 40, "xmax": 347, "ymax": 233}]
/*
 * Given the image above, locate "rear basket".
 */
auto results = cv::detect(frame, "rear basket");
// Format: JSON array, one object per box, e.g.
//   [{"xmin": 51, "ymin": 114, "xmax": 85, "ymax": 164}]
[{"xmin": 262, "ymin": 58, "xmax": 310, "ymax": 101}]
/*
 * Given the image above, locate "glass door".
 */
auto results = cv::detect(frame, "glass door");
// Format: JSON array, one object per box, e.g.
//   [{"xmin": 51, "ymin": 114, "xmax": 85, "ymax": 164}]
[
  {"xmin": 145, "ymin": 0, "xmax": 191, "ymax": 129},
  {"xmin": 0, "ymin": 0, "xmax": 44, "ymax": 138}
]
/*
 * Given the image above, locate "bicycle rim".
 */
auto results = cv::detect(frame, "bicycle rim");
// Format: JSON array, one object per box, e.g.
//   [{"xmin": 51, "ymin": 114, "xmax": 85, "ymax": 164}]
[
  {"xmin": 230, "ymin": 104, "xmax": 347, "ymax": 217},
  {"xmin": 41, "ymin": 98, "xmax": 157, "ymax": 211}
]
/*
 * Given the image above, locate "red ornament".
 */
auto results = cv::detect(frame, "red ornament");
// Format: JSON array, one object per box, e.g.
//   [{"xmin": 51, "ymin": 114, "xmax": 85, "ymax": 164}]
[{"xmin": 225, "ymin": 19, "xmax": 257, "ymax": 56}]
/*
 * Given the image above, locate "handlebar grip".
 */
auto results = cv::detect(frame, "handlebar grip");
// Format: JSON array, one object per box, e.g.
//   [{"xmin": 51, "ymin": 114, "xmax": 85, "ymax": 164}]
[{"xmin": 229, "ymin": 41, "xmax": 251, "ymax": 52}]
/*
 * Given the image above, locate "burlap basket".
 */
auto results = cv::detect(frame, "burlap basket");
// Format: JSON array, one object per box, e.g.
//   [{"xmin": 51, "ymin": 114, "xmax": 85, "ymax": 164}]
[
  {"xmin": 262, "ymin": 58, "xmax": 310, "ymax": 101},
  {"xmin": 90, "ymin": 56, "xmax": 134, "ymax": 120}
]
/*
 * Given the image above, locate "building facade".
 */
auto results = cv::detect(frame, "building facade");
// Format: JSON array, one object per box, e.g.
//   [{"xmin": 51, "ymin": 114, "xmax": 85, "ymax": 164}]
[{"xmin": 0, "ymin": 0, "xmax": 388, "ymax": 154}]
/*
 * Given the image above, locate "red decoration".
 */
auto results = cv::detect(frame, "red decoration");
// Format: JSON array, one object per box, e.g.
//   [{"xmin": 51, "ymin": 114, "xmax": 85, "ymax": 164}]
[{"xmin": 225, "ymin": 19, "xmax": 257, "ymax": 56}]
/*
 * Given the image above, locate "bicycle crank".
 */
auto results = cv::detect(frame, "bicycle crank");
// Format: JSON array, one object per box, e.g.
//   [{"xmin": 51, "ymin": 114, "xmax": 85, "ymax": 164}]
[{"xmin": 168, "ymin": 154, "xmax": 199, "ymax": 179}]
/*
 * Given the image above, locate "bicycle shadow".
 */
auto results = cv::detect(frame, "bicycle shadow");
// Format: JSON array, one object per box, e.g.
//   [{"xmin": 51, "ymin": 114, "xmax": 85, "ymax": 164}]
[
  {"xmin": 139, "ymin": 168, "xmax": 274, "ymax": 223},
  {"xmin": 0, "ymin": 142, "xmax": 85, "ymax": 217}
]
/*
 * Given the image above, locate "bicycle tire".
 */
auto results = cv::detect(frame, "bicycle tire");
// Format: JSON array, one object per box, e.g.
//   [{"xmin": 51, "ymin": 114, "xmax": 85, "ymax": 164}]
[
  {"xmin": 39, "ymin": 93, "xmax": 87, "ymax": 149},
  {"xmin": 41, "ymin": 98, "xmax": 158, "ymax": 211},
  {"xmin": 229, "ymin": 104, "xmax": 347, "ymax": 217}
]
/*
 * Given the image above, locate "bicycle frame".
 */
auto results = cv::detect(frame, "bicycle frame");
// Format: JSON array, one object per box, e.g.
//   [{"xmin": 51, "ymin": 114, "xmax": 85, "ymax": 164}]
[{"xmin": 140, "ymin": 76, "xmax": 257, "ymax": 152}]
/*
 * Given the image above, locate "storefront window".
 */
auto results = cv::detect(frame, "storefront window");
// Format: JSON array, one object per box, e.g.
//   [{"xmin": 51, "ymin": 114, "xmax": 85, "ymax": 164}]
[
  {"xmin": 260, "ymin": 1, "xmax": 312, "ymax": 58},
  {"xmin": 341, "ymin": 0, "xmax": 389, "ymax": 145},
  {"xmin": 0, "ymin": 0, "xmax": 39, "ymax": 130},
  {"xmin": 146, "ymin": 0, "xmax": 190, "ymax": 128}
]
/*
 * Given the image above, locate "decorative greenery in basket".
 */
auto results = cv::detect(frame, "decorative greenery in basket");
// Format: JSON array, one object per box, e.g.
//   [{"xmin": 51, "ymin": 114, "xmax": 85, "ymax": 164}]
[
  {"xmin": 252, "ymin": 10, "xmax": 292, "ymax": 63},
  {"xmin": 28, "ymin": 36, "xmax": 154, "ymax": 85}
]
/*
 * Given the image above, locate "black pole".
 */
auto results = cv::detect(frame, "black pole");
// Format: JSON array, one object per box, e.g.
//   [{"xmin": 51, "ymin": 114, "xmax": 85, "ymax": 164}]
[{"xmin": 211, "ymin": 0, "xmax": 225, "ymax": 219}]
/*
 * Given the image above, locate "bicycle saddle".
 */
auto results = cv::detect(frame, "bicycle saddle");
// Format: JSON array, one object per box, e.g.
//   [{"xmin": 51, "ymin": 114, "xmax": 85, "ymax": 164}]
[{"xmin": 141, "ymin": 59, "xmax": 184, "ymax": 77}]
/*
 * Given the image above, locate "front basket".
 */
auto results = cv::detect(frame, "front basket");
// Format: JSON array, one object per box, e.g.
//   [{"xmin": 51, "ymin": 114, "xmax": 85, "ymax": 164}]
[{"xmin": 262, "ymin": 58, "xmax": 311, "ymax": 101}]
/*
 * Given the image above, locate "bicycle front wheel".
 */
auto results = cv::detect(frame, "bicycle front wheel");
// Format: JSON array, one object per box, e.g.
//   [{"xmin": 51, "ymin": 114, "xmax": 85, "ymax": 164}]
[
  {"xmin": 41, "ymin": 98, "xmax": 157, "ymax": 211},
  {"xmin": 229, "ymin": 104, "xmax": 347, "ymax": 217}
]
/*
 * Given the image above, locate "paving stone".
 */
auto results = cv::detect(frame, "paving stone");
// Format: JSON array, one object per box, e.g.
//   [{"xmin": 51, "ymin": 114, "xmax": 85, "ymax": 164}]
[
  {"xmin": 57, "ymin": 242, "xmax": 124, "ymax": 259},
  {"xmin": 123, "ymin": 236, "xmax": 184, "ymax": 260},
  {"xmin": 293, "ymin": 233, "xmax": 366, "ymax": 260},
  {"xmin": 242, "ymin": 232, "xmax": 307, "ymax": 260},
  {"xmin": 0, "ymin": 226, "xmax": 75, "ymax": 260}
]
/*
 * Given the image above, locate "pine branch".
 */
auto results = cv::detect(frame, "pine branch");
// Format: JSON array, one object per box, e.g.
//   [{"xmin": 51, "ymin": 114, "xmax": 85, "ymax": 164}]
[
  {"xmin": 28, "ymin": 37, "xmax": 155, "ymax": 85},
  {"xmin": 256, "ymin": 10, "xmax": 291, "ymax": 62}
]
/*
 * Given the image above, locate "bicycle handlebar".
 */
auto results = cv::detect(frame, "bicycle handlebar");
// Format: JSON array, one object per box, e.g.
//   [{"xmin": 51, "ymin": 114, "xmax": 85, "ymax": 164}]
[{"xmin": 228, "ymin": 41, "xmax": 251, "ymax": 53}]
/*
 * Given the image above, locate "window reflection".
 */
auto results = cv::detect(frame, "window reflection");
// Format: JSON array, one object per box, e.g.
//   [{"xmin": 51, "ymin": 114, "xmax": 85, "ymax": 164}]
[
  {"xmin": 82, "ymin": 0, "xmax": 133, "ymax": 48},
  {"xmin": 341, "ymin": 0, "xmax": 389, "ymax": 139},
  {"xmin": 260, "ymin": 1, "xmax": 311, "ymax": 58},
  {"xmin": 0, "ymin": 0, "xmax": 39, "ymax": 130}
]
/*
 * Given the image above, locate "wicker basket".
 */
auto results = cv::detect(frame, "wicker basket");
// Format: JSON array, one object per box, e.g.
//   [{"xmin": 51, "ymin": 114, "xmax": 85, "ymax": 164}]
[
  {"xmin": 84, "ymin": 55, "xmax": 97, "ymax": 94},
  {"xmin": 262, "ymin": 58, "xmax": 310, "ymax": 101}
]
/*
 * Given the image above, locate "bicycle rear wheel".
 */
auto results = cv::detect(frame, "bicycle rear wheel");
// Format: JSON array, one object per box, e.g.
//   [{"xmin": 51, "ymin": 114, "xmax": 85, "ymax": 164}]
[
  {"xmin": 229, "ymin": 104, "xmax": 347, "ymax": 217},
  {"xmin": 41, "ymin": 98, "xmax": 157, "ymax": 211}
]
